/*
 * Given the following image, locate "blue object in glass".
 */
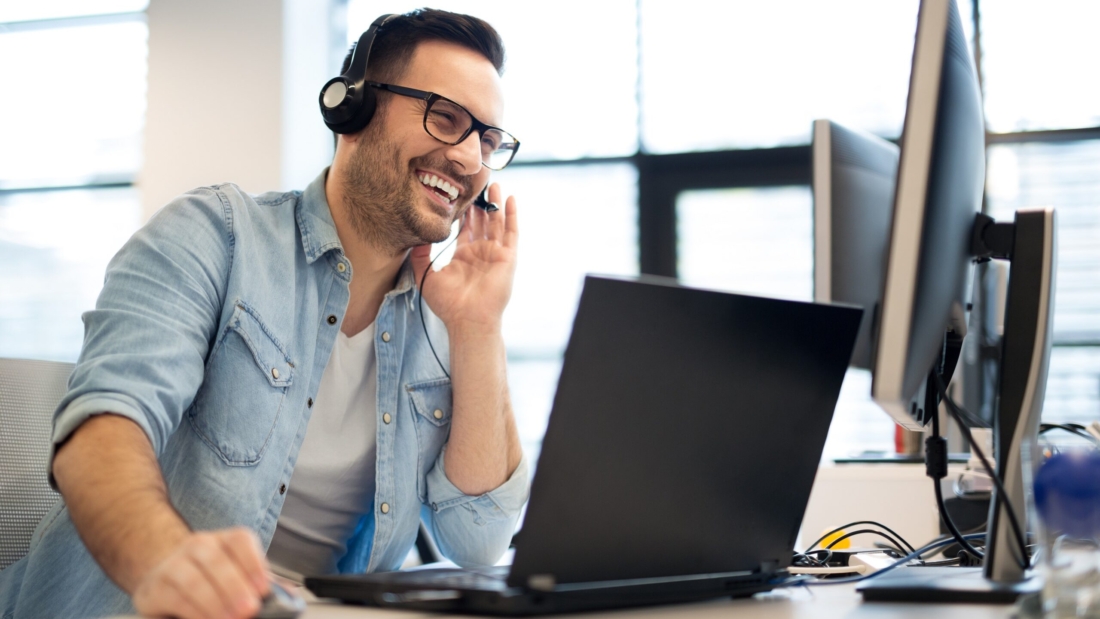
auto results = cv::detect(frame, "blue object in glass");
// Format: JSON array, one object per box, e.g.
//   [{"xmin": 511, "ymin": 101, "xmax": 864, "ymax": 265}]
[{"xmin": 1033, "ymin": 451, "xmax": 1100, "ymax": 539}]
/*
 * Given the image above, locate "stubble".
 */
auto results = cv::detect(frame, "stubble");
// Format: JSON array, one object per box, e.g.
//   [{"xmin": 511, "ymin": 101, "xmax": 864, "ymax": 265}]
[{"xmin": 341, "ymin": 122, "xmax": 471, "ymax": 256}]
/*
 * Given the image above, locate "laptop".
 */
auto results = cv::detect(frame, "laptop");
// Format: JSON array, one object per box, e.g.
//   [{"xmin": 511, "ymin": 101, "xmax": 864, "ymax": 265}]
[{"xmin": 306, "ymin": 275, "xmax": 862, "ymax": 614}]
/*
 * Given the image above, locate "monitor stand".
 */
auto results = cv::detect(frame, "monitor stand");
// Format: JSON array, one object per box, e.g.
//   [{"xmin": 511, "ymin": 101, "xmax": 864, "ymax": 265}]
[
  {"xmin": 859, "ymin": 566, "xmax": 1040, "ymax": 603},
  {"xmin": 859, "ymin": 208, "xmax": 1056, "ymax": 604}
]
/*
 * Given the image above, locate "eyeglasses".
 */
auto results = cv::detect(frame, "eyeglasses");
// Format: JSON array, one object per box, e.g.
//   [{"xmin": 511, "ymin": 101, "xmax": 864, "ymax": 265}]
[{"xmin": 368, "ymin": 82, "xmax": 520, "ymax": 171}]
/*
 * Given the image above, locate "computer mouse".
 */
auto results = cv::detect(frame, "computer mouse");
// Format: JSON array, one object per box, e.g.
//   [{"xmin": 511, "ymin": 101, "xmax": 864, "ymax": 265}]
[{"xmin": 254, "ymin": 581, "xmax": 306, "ymax": 619}]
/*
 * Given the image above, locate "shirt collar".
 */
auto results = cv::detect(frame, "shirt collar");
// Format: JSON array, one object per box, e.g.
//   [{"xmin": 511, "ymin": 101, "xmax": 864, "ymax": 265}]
[
  {"xmin": 296, "ymin": 167, "xmax": 343, "ymax": 265},
  {"xmin": 296, "ymin": 168, "xmax": 418, "ymax": 296}
]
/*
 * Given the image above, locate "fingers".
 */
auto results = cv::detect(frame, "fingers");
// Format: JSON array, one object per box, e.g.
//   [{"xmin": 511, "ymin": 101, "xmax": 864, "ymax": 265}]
[
  {"xmin": 132, "ymin": 528, "xmax": 269, "ymax": 619},
  {"xmin": 220, "ymin": 527, "xmax": 269, "ymax": 594},
  {"xmin": 465, "ymin": 195, "xmax": 487, "ymax": 241},
  {"xmin": 485, "ymin": 183, "xmax": 506, "ymax": 242},
  {"xmin": 503, "ymin": 193, "xmax": 518, "ymax": 249},
  {"xmin": 168, "ymin": 557, "xmax": 234, "ymax": 619},
  {"xmin": 453, "ymin": 181, "xmax": 515, "ymax": 251}
]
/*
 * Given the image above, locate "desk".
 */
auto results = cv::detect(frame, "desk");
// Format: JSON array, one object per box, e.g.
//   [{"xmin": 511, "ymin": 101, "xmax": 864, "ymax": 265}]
[{"xmin": 284, "ymin": 584, "xmax": 1014, "ymax": 619}]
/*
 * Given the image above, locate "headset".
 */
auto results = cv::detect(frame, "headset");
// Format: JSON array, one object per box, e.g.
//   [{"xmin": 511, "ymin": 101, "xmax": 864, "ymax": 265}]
[
  {"xmin": 319, "ymin": 14, "xmax": 396, "ymax": 136},
  {"xmin": 319, "ymin": 13, "xmax": 497, "ymax": 212}
]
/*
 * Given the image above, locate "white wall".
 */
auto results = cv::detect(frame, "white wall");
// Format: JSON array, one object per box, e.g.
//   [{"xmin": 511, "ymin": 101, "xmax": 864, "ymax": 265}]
[{"xmin": 141, "ymin": 0, "xmax": 338, "ymax": 221}]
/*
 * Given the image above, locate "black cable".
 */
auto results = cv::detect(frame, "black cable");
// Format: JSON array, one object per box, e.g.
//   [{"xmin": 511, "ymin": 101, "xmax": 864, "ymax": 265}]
[
  {"xmin": 776, "ymin": 533, "xmax": 987, "ymax": 588},
  {"xmin": 822, "ymin": 529, "xmax": 905, "ymax": 555},
  {"xmin": 920, "ymin": 557, "xmax": 963, "ymax": 567},
  {"xmin": 929, "ymin": 408, "xmax": 986, "ymax": 560},
  {"xmin": 934, "ymin": 477, "xmax": 983, "ymax": 560},
  {"xmin": 792, "ymin": 546, "xmax": 906, "ymax": 571},
  {"xmin": 947, "ymin": 395, "xmax": 990, "ymax": 428},
  {"xmin": 1039, "ymin": 423, "xmax": 1099, "ymax": 445},
  {"xmin": 417, "ymin": 222, "xmax": 465, "ymax": 380},
  {"xmin": 1047, "ymin": 422, "xmax": 1086, "ymax": 431},
  {"xmin": 804, "ymin": 521, "xmax": 917, "ymax": 556},
  {"xmin": 933, "ymin": 372, "xmax": 1029, "ymax": 570},
  {"xmin": 796, "ymin": 525, "xmax": 912, "ymax": 569},
  {"xmin": 916, "ymin": 531, "xmax": 986, "ymax": 560}
]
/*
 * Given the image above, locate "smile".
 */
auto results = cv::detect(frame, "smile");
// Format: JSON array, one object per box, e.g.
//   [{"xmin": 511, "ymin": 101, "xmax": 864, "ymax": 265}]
[{"xmin": 417, "ymin": 172, "xmax": 460, "ymax": 203}]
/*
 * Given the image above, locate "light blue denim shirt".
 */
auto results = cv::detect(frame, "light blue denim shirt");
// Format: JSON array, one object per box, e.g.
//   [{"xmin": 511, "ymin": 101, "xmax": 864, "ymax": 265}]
[{"xmin": 0, "ymin": 169, "xmax": 528, "ymax": 619}]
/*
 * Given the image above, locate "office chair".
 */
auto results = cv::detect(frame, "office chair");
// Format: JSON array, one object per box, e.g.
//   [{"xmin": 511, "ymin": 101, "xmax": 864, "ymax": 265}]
[{"xmin": 0, "ymin": 358, "xmax": 72, "ymax": 570}]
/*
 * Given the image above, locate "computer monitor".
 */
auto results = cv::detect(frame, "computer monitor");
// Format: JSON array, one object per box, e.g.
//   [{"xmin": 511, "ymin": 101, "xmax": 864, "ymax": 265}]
[
  {"xmin": 855, "ymin": 0, "xmax": 1057, "ymax": 601},
  {"xmin": 869, "ymin": 0, "xmax": 986, "ymax": 431},
  {"xmin": 811, "ymin": 120, "xmax": 899, "ymax": 370}
]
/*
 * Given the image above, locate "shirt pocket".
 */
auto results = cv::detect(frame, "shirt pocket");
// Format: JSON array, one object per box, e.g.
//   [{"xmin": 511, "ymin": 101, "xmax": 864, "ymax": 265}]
[
  {"xmin": 406, "ymin": 377, "xmax": 452, "ymax": 502},
  {"xmin": 188, "ymin": 301, "xmax": 294, "ymax": 466}
]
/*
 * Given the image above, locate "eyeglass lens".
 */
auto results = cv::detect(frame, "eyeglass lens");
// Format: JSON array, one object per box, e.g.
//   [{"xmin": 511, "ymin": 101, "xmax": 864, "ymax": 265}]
[{"xmin": 425, "ymin": 98, "xmax": 517, "ymax": 170}]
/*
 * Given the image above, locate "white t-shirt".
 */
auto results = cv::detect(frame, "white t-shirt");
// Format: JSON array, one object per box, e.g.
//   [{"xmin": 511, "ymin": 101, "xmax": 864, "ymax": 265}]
[{"xmin": 267, "ymin": 324, "xmax": 378, "ymax": 580}]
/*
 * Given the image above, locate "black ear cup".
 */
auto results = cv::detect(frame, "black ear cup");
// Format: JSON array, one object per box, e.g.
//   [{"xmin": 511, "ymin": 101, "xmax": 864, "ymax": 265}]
[
  {"xmin": 320, "ymin": 76, "xmax": 378, "ymax": 134},
  {"xmin": 320, "ymin": 14, "xmax": 394, "ymax": 135}
]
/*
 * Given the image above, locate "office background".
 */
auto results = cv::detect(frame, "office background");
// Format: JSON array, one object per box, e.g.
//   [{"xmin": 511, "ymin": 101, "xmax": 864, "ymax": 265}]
[{"xmin": 1, "ymin": 0, "xmax": 1097, "ymax": 465}]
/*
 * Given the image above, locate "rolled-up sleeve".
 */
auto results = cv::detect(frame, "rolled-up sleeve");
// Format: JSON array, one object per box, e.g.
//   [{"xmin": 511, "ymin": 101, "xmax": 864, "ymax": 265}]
[
  {"xmin": 49, "ymin": 188, "xmax": 232, "ymax": 486},
  {"xmin": 424, "ymin": 446, "xmax": 529, "ymax": 568}
]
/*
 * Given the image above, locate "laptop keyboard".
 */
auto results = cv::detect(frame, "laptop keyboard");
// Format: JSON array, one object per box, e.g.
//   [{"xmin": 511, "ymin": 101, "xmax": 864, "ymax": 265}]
[{"xmin": 394, "ymin": 566, "xmax": 509, "ymax": 591}]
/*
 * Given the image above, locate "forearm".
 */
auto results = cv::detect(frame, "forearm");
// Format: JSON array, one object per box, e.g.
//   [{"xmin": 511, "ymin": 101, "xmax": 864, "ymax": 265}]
[
  {"xmin": 445, "ymin": 322, "xmax": 523, "ymax": 495},
  {"xmin": 53, "ymin": 413, "xmax": 191, "ymax": 594}
]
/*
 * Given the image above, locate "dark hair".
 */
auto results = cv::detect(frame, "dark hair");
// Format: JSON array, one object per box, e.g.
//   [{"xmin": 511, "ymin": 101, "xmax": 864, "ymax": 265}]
[{"xmin": 332, "ymin": 8, "xmax": 506, "ymax": 145}]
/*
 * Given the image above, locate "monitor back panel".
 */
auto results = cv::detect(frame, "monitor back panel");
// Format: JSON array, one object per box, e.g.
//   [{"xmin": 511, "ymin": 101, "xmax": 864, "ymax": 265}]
[{"xmin": 509, "ymin": 276, "xmax": 862, "ymax": 587}]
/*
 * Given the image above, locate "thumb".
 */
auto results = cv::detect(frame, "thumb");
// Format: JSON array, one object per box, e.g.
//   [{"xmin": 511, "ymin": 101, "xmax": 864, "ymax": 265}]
[{"xmin": 410, "ymin": 245, "xmax": 432, "ymax": 288}]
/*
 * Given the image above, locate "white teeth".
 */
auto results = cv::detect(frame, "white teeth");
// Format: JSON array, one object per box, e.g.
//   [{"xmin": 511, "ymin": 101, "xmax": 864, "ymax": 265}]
[{"xmin": 418, "ymin": 173, "xmax": 460, "ymax": 202}]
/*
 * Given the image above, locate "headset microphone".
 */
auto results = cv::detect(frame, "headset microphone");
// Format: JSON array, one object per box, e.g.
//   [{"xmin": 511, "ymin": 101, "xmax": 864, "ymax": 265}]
[{"xmin": 474, "ymin": 185, "xmax": 498, "ymax": 212}]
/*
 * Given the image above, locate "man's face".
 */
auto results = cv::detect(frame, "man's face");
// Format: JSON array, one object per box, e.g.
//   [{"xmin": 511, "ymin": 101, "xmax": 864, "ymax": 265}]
[{"xmin": 343, "ymin": 39, "xmax": 504, "ymax": 250}]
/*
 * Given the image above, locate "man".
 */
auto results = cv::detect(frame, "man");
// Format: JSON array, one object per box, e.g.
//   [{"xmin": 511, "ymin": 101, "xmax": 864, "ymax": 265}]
[{"xmin": 0, "ymin": 9, "xmax": 526, "ymax": 619}]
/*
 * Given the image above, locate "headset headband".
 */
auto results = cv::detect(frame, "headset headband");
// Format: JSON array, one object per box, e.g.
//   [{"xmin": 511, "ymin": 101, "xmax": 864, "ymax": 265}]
[
  {"xmin": 345, "ymin": 14, "xmax": 395, "ymax": 94},
  {"xmin": 319, "ymin": 13, "xmax": 397, "ymax": 134}
]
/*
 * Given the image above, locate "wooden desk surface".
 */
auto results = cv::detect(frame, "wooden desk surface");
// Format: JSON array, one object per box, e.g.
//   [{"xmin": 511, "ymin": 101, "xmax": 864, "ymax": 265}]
[{"xmin": 293, "ymin": 583, "xmax": 1016, "ymax": 619}]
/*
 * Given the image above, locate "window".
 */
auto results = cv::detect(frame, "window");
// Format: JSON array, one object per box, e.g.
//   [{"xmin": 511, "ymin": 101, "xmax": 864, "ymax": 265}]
[
  {"xmin": 676, "ymin": 186, "xmax": 812, "ymax": 300},
  {"xmin": 341, "ymin": 0, "xmax": 1100, "ymax": 462},
  {"xmin": 0, "ymin": 1, "xmax": 147, "ymax": 23},
  {"xmin": 980, "ymin": 0, "xmax": 1100, "ymax": 133},
  {"xmin": 640, "ymin": 0, "xmax": 920, "ymax": 152},
  {"xmin": 0, "ymin": 5, "xmax": 148, "ymax": 361},
  {"xmin": 985, "ymin": 140, "xmax": 1100, "ymax": 426}
]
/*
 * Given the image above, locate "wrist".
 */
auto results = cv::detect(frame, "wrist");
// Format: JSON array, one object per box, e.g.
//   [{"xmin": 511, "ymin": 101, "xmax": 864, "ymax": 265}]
[
  {"xmin": 445, "ymin": 318, "xmax": 504, "ymax": 340},
  {"xmin": 120, "ymin": 512, "xmax": 191, "ymax": 593}
]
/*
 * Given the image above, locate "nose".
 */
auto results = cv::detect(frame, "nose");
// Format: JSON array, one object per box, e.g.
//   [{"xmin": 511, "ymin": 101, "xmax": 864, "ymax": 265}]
[{"xmin": 445, "ymin": 130, "xmax": 484, "ymax": 175}]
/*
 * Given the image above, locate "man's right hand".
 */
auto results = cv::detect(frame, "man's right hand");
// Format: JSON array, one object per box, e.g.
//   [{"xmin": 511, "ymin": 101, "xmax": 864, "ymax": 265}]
[
  {"xmin": 53, "ymin": 415, "xmax": 272, "ymax": 619},
  {"xmin": 132, "ymin": 527, "xmax": 270, "ymax": 619}
]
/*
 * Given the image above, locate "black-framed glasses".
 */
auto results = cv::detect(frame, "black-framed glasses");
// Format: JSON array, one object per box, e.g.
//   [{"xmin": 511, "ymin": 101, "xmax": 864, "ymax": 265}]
[{"xmin": 368, "ymin": 82, "xmax": 520, "ymax": 171}]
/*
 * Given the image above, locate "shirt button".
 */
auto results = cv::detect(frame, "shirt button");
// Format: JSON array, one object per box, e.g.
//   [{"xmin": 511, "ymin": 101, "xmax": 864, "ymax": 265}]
[
  {"xmin": 383, "ymin": 413, "xmax": 392, "ymax": 424},
  {"xmin": 271, "ymin": 367, "xmax": 280, "ymax": 379},
  {"xmin": 380, "ymin": 502, "xmax": 390, "ymax": 514},
  {"xmin": 433, "ymin": 409, "xmax": 443, "ymax": 420},
  {"xmin": 279, "ymin": 484, "xmax": 287, "ymax": 495},
  {"xmin": 327, "ymin": 315, "xmax": 337, "ymax": 325},
  {"xmin": 381, "ymin": 331, "xmax": 391, "ymax": 343},
  {"xmin": 336, "ymin": 262, "xmax": 346, "ymax": 272},
  {"xmin": 307, "ymin": 397, "xmax": 313, "ymax": 408}
]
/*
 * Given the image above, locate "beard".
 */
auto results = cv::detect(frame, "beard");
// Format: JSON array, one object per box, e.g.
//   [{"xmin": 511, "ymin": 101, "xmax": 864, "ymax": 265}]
[{"xmin": 341, "ymin": 122, "xmax": 474, "ymax": 256}]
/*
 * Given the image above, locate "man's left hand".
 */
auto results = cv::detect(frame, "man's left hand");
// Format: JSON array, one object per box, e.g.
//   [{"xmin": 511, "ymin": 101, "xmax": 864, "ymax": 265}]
[{"xmin": 411, "ymin": 182, "xmax": 517, "ymax": 332}]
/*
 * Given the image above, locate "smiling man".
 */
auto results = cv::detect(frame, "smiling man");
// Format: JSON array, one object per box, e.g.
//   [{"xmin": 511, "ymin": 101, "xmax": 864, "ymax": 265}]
[{"xmin": 0, "ymin": 9, "xmax": 526, "ymax": 619}]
